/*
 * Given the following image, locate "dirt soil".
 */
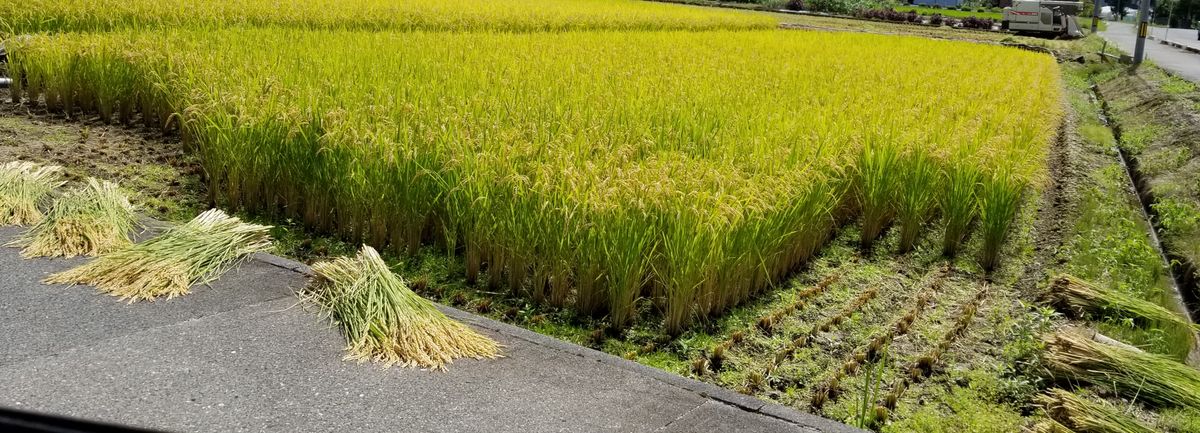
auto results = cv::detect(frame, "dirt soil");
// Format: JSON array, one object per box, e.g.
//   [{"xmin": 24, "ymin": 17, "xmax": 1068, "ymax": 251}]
[
  {"xmin": 0, "ymin": 89, "xmax": 206, "ymax": 222},
  {"xmin": 1017, "ymin": 108, "xmax": 1084, "ymax": 298}
]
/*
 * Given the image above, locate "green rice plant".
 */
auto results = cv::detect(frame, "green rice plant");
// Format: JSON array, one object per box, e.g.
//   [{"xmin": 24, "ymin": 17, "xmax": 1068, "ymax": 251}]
[
  {"xmin": 7, "ymin": 178, "xmax": 138, "ymax": 258},
  {"xmin": 1049, "ymin": 274, "xmax": 1197, "ymax": 332},
  {"xmin": 853, "ymin": 348, "xmax": 889, "ymax": 429},
  {"xmin": 1043, "ymin": 329, "xmax": 1200, "ymax": 409},
  {"xmin": 44, "ymin": 209, "xmax": 272, "ymax": 301},
  {"xmin": 976, "ymin": 168, "xmax": 1025, "ymax": 271},
  {"xmin": 940, "ymin": 162, "xmax": 981, "ymax": 256},
  {"xmin": 854, "ymin": 134, "xmax": 900, "ymax": 248},
  {"xmin": 0, "ymin": 161, "xmax": 63, "ymax": 226},
  {"xmin": 894, "ymin": 150, "xmax": 939, "ymax": 253},
  {"xmin": 305, "ymin": 245, "xmax": 501, "ymax": 370},
  {"xmin": 1037, "ymin": 388, "xmax": 1157, "ymax": 433},
  {"xmin": 8, "ymin": 28, "xmax": 1063, "ymax": 333}
]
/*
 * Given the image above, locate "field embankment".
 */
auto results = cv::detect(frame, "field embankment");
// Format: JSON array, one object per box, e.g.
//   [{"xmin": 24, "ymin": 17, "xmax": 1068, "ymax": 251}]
[{"xmin": 1096, "ymin": 67, "xmax": 1200, "ymax": 317}]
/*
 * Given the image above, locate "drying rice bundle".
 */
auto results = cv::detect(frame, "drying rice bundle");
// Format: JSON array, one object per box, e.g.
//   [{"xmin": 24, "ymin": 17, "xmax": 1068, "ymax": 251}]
[
  {"xmin": 45, "ymin": 209, "xmax": 272, "ymax": 301},
  {"xmin": 1036, "ymin": 388, "xmax": 1156, "ymax": 433},
  {"xmin": 1049, "ymin": 274, "xmax": 1197, "ymax": 331},
  {"xmin": 306, "ymin": 245, "xmax": 501, "ymax": 370},
  {"xmin": 1043, "ymin": 329, "xmax": 1200, "ymax": 408},
  {"xmin": 0, "ymin": 161, "xmax": 63, "ymax": 226},
  {"xmin": 8, "ymin": 178, "xmax": 137, "ymax": 258}
]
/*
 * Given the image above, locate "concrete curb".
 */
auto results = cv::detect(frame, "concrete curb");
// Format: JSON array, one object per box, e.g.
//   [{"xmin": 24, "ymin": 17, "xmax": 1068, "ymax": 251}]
[
  {"xmin": 246, "ymin": 251, "xmax": 865, "ymax": 433},
  {"xmin": 1150, "ymin": 35, "xmax": 1200, "ymax": 54}
]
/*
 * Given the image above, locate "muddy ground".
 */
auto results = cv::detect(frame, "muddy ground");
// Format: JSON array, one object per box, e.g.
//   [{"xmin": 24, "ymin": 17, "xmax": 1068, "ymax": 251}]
[{"xmin": 0, "ymin": 92, "xmax": 206, "ymax": 222}]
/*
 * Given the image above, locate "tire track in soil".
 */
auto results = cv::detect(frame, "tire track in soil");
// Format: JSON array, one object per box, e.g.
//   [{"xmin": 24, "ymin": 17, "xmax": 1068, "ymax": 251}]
[{"xmin": 1017, "ymin": 106, "xmax": 1080, "ymax": 298}]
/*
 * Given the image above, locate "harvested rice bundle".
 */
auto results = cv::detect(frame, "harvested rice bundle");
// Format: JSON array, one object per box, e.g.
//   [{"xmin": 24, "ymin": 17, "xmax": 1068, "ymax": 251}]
[
  {"xmin": 1049, "ymin": 274, "xmax": 1197, "ymax": 331},
  {"xmin": 8, "ymin": 178, "xmax": 138, "ymax": 258},
  {"xmin": 306, "ymin": 245, "xmax": 501, "ymax": 370},
  {"xmin": 1029, "ymin": 420, "xmax": 1077, "ymax": 433},
  {"xmin": 1044, "ymin": 330, "xmax": 1200, "ymax": 408},
  {"xmin": 1037, "ymin": 388, "xmax": 1156, "ymax": 433},
  {"xmin": 0, "ymin": 161, "xmax": 63, "ymax": 225},
  {"xmin": 45, "ymin": 209, "xmax": 272, "ymax": 301}
]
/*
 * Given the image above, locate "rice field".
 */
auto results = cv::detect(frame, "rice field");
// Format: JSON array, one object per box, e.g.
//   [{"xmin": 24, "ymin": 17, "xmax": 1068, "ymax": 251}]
[
  {"xmin": 3, "ymin": 0, "xmax": 1062, "ymax": 334},
  {"xmin": 0, "ymin": 0, "xmax": 775, "ymax": 34}
]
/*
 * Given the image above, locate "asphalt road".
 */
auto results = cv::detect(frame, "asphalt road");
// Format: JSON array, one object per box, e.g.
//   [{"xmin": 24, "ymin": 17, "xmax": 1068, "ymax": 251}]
[
  {"xmin": 1144, "ymin": 25, "xmax": 1200, "ymax": 50},
  {"xmin": 0, "ymin": 226, "xmax": 861, "ymax": 433},
  {"xmin": 1099, "ymin": 21, "xmax": 1200, "ymax": 83}
]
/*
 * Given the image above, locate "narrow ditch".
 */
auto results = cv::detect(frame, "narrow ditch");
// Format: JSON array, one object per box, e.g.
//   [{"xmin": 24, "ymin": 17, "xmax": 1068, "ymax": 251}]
[{"xmin": 1089, "ymin": 84, "xmax": 1200, "ymax": 361}]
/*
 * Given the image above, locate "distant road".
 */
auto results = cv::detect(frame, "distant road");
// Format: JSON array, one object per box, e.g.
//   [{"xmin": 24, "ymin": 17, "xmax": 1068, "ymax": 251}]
[{"xmin": 1099, "ymin": 21, "xmax": 1200, "ymax": 83}]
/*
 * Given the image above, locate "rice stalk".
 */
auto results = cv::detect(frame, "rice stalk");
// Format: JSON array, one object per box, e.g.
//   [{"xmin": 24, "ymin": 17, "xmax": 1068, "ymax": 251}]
[
  {"xmin": 977, "ymin": 168, "xmax": 1025, "ymax": 271},
  {"xmin": 894, "ymin": 150, "xmax": 938, "ymax": 253},
  {"xmin": 44, "ymin": 208, "xmax": 272, "ymax": 301},
  {"xmin": 1049, "ymin": 274, "xmax": 1197, "ymax": 332},
  {"xmin": 8, "ymin": 178, "xmax": 138, "ymax": 258},
  {"xmin": 0, "ymin": 161, "xmax": 63, "ymax": 226},
  {"xmin": 1029, "ymin": 419, "xmax": 1079, "ymax": 433},
  {"xmin": 1043, "ymin": 329, "xmax": 1200, "ymax": 408},
  {"xmin": 940, "ymin": 162, "xmax": 980, "ymax": 256},
  {"xmin": 1036, "ymin": 388, "xmax": 1157, "ymax": 433},
  {"xmin": 305, "ymin": 245, "xmax": 501, "ymax": 370},
  {"xmin": 855, "ymin": 137, "xmax": 899, "ymax": 247}
]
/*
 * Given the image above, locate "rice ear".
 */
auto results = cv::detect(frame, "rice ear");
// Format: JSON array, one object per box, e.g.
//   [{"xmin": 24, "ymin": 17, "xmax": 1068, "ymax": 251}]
[
  {"xmin": 305, "ymin": 245, "xmax": 501, "ymax": 371},
  {"xmin": 8, "ymin": 178, "xmax": 138, "ymax": 258},
  {"xmin": 0, "ymin": 161, "xmax": 64, "ymax": 226},
  {"xmin": 45, "ymin": 208, "xmax": 272, "ymax": 301}
]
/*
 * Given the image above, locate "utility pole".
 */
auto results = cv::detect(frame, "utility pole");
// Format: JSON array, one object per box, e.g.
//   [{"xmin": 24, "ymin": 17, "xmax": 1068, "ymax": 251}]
[
  {"xmin": 1092, "ymin": 0, "xmax": 1102, "ymax": 32},
  {"xmin": 1133, "ymin": 0, "xmax": 1151, "ymax": 64}
]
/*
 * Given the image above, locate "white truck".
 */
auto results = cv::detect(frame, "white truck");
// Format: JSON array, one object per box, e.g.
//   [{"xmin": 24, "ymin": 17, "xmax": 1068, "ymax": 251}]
[{"xmin": 1002, "ymin": 0, "xmax": 1085, "ymax": 38}]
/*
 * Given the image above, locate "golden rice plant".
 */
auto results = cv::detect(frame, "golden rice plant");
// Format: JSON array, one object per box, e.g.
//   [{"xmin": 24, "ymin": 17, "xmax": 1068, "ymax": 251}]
[
  {"xmin": 8, "ymin": 178, "xmax": 138, "ymax": 258},
  {"xmin": 8, "ymin": 28, "xmax": 1063, "ymax": 332},
  {"xmin": 45, "ymin": 209, "xmax": 272, "ymax": 301},
  {"xmin": 0, "ymin": 161, "xmax": 63, "ymax": 226},
  {"xmin": 305, "ymin": 245, "xmax": 501, "ymax": 370},
  {"xmin": 0, "ymin": 0, "xmax": 775, "ymax": 35}
]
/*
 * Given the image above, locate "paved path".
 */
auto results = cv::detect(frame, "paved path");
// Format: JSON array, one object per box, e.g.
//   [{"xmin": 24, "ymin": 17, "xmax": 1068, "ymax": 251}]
[
  {"xmin": 1099, "ymin": 21, "xmax": 1200, "ymax": 83},
  {"xmin": 0, "ymin": 226, "xmax": 859, "ymax": 433}
]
